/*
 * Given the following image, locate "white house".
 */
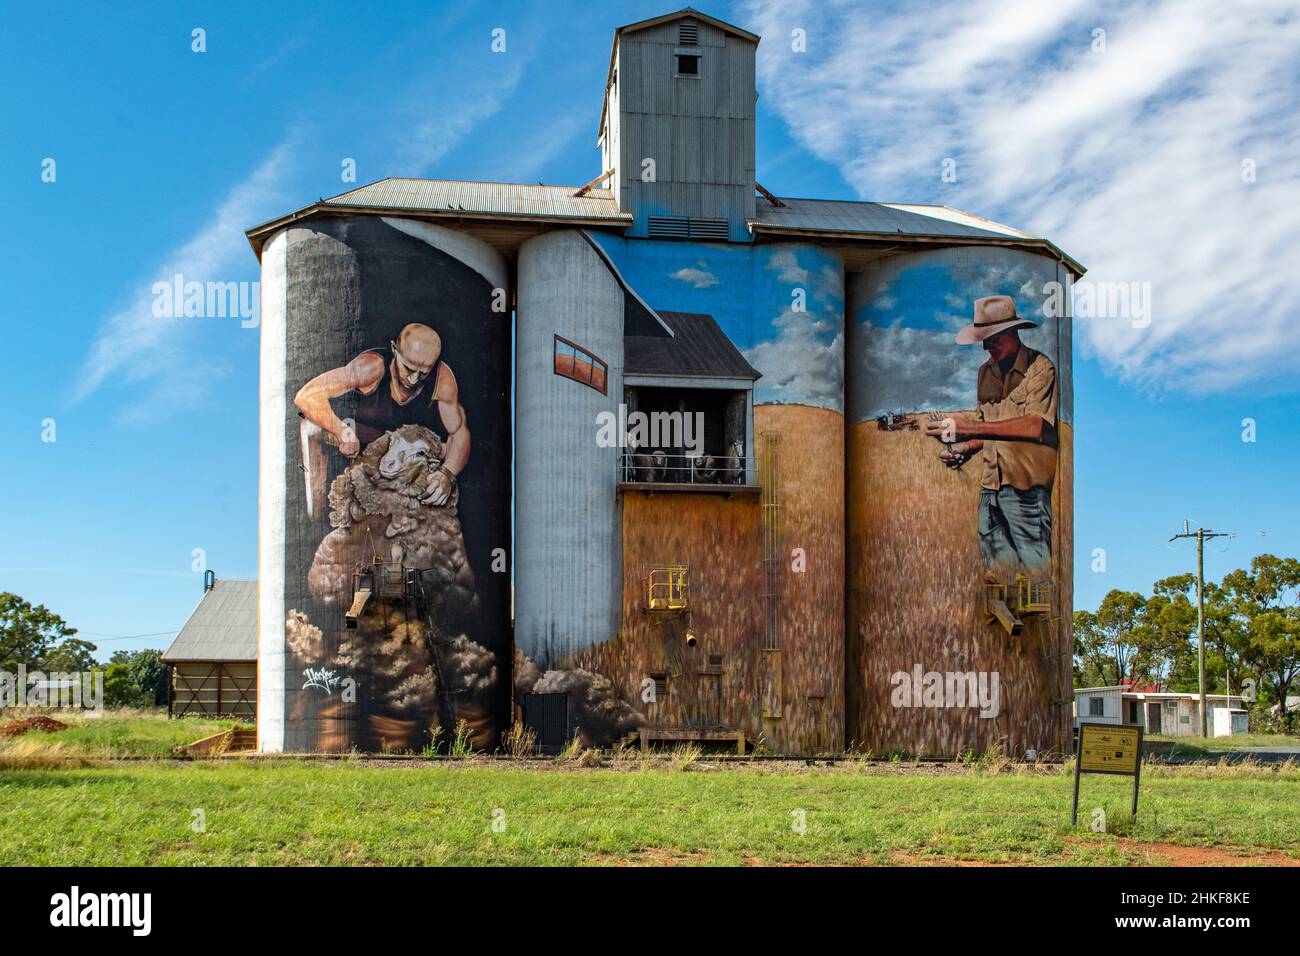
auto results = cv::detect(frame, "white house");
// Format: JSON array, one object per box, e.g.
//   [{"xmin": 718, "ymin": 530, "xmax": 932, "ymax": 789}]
[{"xmin": 1074, "ymin": 685, "xmax": 1248, "ymax": 737}]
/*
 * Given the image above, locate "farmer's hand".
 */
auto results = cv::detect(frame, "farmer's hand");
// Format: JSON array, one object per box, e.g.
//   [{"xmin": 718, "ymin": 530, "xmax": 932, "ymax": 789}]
[
  {"xmin": 338, "ymin": 425, "xmax": 360, "ymax": 458},
  {"xmin": 421, "ymin": 467, "xmax": 455, "ymax": 506},
  {"xmin": 924, "ymin": 415, "xmax": 976, "ymax": 442}
]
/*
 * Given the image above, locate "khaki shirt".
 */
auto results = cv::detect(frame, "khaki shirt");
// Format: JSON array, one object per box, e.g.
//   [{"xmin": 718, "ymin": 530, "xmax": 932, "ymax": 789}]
[{"xmin": 975, "ymin": 344, "xmax": 1058, "ymax": 492}]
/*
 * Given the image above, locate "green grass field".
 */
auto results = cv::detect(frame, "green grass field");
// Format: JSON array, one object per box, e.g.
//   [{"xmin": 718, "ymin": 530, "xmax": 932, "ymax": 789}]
[
  {"xmin": 1, "ymin": 712, "xmax": 1297, "ymax": 867},
  {"xmin": 1146, "ymin": 733, "xmax": 1300, "ymax": 755},
  {"xmin": 0, "ymin": 709, "xmax": 241, "ymax": 760}
]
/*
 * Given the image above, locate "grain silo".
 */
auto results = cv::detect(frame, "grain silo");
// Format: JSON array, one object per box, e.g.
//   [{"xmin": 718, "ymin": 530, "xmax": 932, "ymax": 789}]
[
  {"xmin": 845, "ymin": 247, "xmax": 1075, "ymax": 757},
  {"xmin": 246, "ymin": 7, "xmax": 1083, "ymax": 757},
  {"xmin": 256, "ymin": 216, "xmax": 512, "ymax": 752}
]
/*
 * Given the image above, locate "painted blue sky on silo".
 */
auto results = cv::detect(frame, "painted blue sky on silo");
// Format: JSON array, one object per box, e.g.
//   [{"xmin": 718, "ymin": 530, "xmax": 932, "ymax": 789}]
[
  {"xmin": 588, "ymin": 233, "xmax": 845, "ymax": 411},
  {"xmin": 848, "ymin": 247, "xmax": 1072, "ymax": 425}
]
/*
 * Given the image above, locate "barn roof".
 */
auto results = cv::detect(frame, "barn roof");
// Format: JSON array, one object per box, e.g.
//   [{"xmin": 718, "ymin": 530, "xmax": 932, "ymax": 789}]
[
  {"xmin": 162, "ymin": 579, "xmax": 258, "ymax": 663},
  {"xmin": 624, "ymin": 310, "xmax": 760, "ymax": 381}
]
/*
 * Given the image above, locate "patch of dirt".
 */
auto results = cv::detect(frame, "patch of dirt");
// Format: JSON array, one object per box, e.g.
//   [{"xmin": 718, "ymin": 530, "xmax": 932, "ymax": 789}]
[
  {"xmin": 0, "ymin": 717, "xmax": 69, "ymax": 737},
  {"xmin": 888, "ymin": 850, "xmax": 1021, "ymax": 867},
  {"xmin": 590, "ymin": 848, "xmax": 714, "ymax": 866},
  {"xmin": 1064, "ymin": 836, "xmax": 1300, "ymax": 867}
]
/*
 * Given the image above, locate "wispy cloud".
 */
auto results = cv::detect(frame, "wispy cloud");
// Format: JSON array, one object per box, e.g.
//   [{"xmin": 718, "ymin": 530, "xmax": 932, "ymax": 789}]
[
  {"xmin": 74, "ymin": 135, "xmax": 300, "ymax": 421},
  {"xmin": 672, "ymin": 265, "xmax": 721, "ymax": 288},
  {"xmin": 741, "ymin": 0, "xmax": 1300, "ymax": 393},
  {"xmin": 389, "ymin": 54, "xmax": 530, "ymax": 175},
  {"xmin": 76, "ymin": 31, "xmax": 539, "ymax": 423}
]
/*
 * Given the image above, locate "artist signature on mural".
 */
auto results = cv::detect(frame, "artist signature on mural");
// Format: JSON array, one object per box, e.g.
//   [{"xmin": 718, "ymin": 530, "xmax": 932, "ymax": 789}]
[{"xmin": 302, "ymin": 667, "xmax": 343, "ymax": 694}]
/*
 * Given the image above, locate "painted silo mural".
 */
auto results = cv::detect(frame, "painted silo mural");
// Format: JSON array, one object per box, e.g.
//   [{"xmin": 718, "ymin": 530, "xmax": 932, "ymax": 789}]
[
  {"xmin": 262, "ymin": 216, "xmax": 511, "ymax": 753},
  {"xmin": 513, "ymin": 232, "xmax": 845, "ymax": 754},
  {"xmin": 845, "ymin": 247, "xmax": 1074, "ymax": 757}
]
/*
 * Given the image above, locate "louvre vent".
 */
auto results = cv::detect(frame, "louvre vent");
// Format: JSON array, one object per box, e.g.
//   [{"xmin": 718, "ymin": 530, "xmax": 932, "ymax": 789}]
[
  {"xmin": 647, "ymin": 216, "xmax": 690, "ymax": 238},
  {"xmin": 688, "ymin": 218, "xmax": 729, "ymax": 240},
  {"xmin": 647, "ymin": 216, "xmax": 730, "ymax": 240},
  {"xmin": 678, "ymin": 21, "xmax": 699, "ymax": 45}
]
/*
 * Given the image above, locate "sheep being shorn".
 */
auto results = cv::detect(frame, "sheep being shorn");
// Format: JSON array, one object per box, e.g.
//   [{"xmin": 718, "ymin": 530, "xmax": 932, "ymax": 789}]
[
  {"xmin": 297, "ymin": 425, "xmax": 494, "ymax": 751},
  {"xmin": 307, "ymin": 425, "xmax": 476, "ymax": 614}
]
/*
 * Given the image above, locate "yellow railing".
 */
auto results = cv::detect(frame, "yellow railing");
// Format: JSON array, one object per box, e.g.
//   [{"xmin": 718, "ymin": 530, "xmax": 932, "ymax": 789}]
[
  {"xmin": 648, "ymin": 566, "xmax": 689, "ymax": 610},
  {"xmin": 1016, "ymin": 574, "xmax": 1052, "ymax": 614}
]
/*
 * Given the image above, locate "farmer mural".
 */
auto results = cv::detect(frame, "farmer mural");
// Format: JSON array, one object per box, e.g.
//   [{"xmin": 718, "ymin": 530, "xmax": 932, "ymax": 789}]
[{"xmin": 924, "ymin": 295, "xmax": 1058, "ymax": 568}]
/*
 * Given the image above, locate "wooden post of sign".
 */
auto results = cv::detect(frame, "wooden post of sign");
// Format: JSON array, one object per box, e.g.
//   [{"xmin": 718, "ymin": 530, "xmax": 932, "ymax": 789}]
[
  {"xmin": 1131, "ymin": 733, "xmax": 1142, "ymax": 819},
  {"xmin": 1071, "ymin": 735, "xmax": 1082, "ymax": 825}
]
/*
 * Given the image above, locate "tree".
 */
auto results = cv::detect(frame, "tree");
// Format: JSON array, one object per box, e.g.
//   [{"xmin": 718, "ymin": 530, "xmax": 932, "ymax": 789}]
[
  {"xmin": 109, "ymin": 649, "xmax": 168, "ymax": 707},
  {"xmin": 0, "ymin": 593, "xmax": 94, "ymax": 671},
  {"xmin": 1223, "ymin": 555, "xmax": 1300, "ymax": 724},
  {"xmin": 42, "ymin": 637, "xmax": 99, "ymax": 673},
  {"xmin": 1074, "ymin": 590, "xmax": 1146, "ymax": 686}
]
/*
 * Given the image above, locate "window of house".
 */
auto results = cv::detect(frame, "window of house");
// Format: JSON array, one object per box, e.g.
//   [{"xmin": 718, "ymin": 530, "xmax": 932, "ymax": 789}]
[
  {"xmin": 675, "ymin": 53, "xmax": 700, "ymax": 76},
  {"xmin": 1088, "ymin": 697, "xmax": 1105, "ymax": 717},
  {"xmin": 554, "ymin": 335, "xmax": 607, "ymax": 394}
]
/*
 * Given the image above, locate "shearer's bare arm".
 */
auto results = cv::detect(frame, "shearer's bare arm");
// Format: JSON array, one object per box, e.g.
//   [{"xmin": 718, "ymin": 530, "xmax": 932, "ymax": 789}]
[
  {"xmin": 421, "ymin": 363, "xmax": 470, "ymax": 505},
  {"xmin": 294, "ymin": 353, "xmax": 386, "ymax": 457}
]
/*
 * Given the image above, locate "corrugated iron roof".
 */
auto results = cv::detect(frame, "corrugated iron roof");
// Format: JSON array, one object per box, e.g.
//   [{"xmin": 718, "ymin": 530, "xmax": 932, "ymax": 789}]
[
  {"xmin": 162, "ymin": 579, "xmax": 258, "ymax": 663},
  {"xmin": 625, "ymin": 311, "xmax": 761, "ymax": 380},
  {"xmin": 753, "ymin": 198, "xmax": 1037, "ymax": 241},
  {"xmin": 322, "ymin": 178, "xmax": 629, "ymax": 222},
  {"xmin": 246, "ymin": 179, "xmax": 1081, "ymax": 275}
]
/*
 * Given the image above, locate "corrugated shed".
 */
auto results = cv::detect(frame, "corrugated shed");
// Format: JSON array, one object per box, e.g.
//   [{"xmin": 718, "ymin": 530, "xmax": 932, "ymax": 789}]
[
  {"xmin": 321, "ymin": 178, "xmax": 629, "ymax": 222},
  {"xmin": 753, "ymin": 198, "xmax": 1036, "ymax": 240},
  {"xmin": 625, "ymin": 311, "xmax": 760, "ymax": 380},
  {"xmin": 162, "ymin": 579, "xmax": 258, "ymax": 662}
]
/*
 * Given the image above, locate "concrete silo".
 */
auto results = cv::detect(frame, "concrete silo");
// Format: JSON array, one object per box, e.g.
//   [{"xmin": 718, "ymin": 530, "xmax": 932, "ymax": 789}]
[
  {"xmin": 258, "ymin": 216, "xmax": 511, "ymax": 753},
  {"xmin": 513, "ymin": 230, "xmax": 626, "ymax": 674},
  {"xmin": 513, "ymin": 232, "xmax": 846, "ymax": 754},
  {"xmin": 845, "ymin": 247, "xmax": 1074, "ymax": 757}
]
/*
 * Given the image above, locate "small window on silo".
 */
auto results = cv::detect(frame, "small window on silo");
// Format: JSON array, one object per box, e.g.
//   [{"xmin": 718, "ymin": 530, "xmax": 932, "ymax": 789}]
[
  {"xmin": 675, "ymin": 53, "xmax": 700, "ymax": 77},
  {"xmin": 554, "ymin": 335, "xmax": 608, "ymax": 395},
  {"xmin": 650, "ymin": 673, "xmax": 669, "ymax": 703}
]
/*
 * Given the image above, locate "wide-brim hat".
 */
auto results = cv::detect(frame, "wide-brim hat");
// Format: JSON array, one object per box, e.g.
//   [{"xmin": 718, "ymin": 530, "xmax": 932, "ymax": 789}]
[{"xmin": 955, "ymin": 295, "xmax": 1038, "ymax": 345}]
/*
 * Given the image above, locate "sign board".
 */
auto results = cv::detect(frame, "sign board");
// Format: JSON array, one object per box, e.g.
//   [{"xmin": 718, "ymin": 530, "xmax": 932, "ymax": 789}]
[
  {"xmin": 1078, "ymin": 724, "xmax": 1141, "ymax": 775},
  {"xmin": 1072, "ymin": 721, "xmax": 1143, "ymax": 825}
]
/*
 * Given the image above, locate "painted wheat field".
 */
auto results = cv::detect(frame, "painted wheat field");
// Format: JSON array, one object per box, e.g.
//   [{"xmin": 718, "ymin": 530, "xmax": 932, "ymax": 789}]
[
  {"xmin": 572, "ymin": 403, "xmax": 845, "ymax": 755},
  {"xmin": 847, "ymin": 418, "xmax": 1074, "ymax": 757}
]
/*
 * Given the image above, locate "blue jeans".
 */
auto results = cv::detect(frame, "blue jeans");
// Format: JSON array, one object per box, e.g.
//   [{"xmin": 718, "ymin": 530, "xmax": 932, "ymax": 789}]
[{"xmin": 979, "ymin": 486, "xmax": 1052, "ymax": 568}]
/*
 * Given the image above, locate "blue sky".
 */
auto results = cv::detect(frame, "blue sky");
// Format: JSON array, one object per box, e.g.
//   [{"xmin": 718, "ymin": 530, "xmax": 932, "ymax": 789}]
[{"xmin": 2, "ymin": 0, "xmax": 1296, "ymax": 659}]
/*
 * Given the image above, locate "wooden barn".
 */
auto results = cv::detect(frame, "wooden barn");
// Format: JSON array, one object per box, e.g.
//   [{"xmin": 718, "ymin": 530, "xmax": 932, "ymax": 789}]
[{"xmin": 162, "ymin": 574, "xmax": 257, "ymax": 720}]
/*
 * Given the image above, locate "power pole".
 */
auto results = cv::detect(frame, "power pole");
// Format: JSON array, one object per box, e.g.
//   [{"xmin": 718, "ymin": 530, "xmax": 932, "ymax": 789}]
[{"xmin": 1169, "ymin": 520, "xmax": 1234, "ymax": 737}]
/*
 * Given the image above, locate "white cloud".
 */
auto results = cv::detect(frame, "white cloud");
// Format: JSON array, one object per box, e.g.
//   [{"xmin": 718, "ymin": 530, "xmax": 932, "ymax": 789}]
[
  {"xmin": 741, "ymin": 0, "xmax": 1300, "ymax": 393},
  {"xmin": 390, "ymin": 55, "xmax": 529, "ymax": 175},
  {"xmin": 671, "ymin": 265, "xmax": 721, "ymax": 288},
  {"xmin": 76, "ymin": 43, "xmax": 534, "ymax": 423},
  {"xmin": 744, "ymin": 315, "xmax": 844, "ymax": 411},
  {"xmin": 74, "ymin": 135, "xmax": 300, "ymax": 421}
]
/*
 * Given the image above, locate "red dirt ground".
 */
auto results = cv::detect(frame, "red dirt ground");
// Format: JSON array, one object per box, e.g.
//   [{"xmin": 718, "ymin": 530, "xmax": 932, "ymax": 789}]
[{"xmin": 0, "ymin": 716, "xmax": 69, "ymax": 737}]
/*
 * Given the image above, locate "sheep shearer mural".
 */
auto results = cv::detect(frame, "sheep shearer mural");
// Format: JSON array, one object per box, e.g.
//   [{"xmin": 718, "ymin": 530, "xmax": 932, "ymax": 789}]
[
  {"xmin": 295, "ymin": 321, "xmax": 468, "ymax": 520},
  {"xmin": 272, "ymin": 216, "xmax": 511, "ymax": 754},
  {"xmin": 924, "ymin": 295, "xmax": 1058, "ymax": 569},
  {"xmin": 288, "ymin": 319, "xmax": 498, "ymax": 753}
]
